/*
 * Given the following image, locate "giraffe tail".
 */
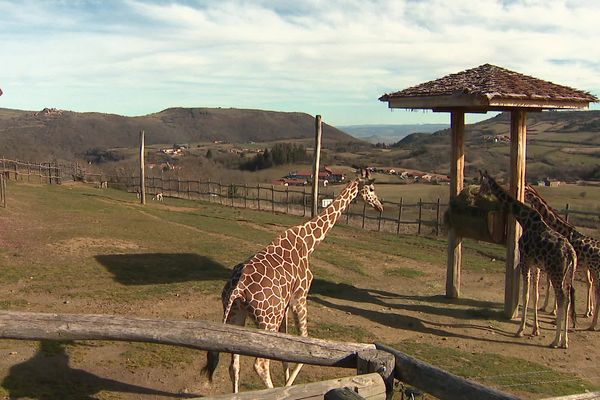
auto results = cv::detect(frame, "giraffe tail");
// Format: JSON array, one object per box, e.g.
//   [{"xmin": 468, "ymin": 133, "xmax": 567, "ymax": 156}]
[{"xmin": 201, "ymin": 351, "xmax": 220, "ymax": 382}]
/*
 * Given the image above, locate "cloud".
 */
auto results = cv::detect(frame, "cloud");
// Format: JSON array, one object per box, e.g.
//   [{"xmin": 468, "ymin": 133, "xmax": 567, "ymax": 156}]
[{"xmin": 0, "ymin": 0, "xmax": 598, "ymax": 124}]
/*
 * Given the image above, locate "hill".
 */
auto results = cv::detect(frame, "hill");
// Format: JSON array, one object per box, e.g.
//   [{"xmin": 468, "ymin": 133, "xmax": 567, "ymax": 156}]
[
  {"xmin": 385, "ymin": 110, "xmax": 600, "ymax": 180},
  {"xmin": 0, "ymin": 107, "xmax": 361, "ymax": 161},
  {"xmin": 339, "ymin": 123, "xmax": 448, "ymax": 144}
]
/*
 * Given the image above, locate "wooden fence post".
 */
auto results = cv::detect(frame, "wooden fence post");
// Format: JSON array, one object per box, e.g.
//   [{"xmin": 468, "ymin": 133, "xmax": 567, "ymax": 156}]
[
  {"xmin": 436, "ymin": 198, "xmax": 441, "ymax": 236},
  {"xmin": 271, "ymin": 185, "xmax": 275, "ymax": 213},
  {"xmin": 257, "ymin": 184, "xmax": 261, "ymax": 210},
  {"xmin": 565, "ymin": 203, "xmax": 570, "ymax": 222},
  {"xmin": 303, "ymin": 186, "xmax": 307, "ymax": 217},
  {"xmin": 417, "ymin": 198, "xmax": 422, "ymax": 235},
  {"xmin": 356, "ymin": 349, "xmax": 395, "ymax": 400},
  {"xmin": 244, "ymin": 184, "xmax": 248, "ymax": 208},
  {"xmin": 377, "ymin": 209, "xmax": 382, "ymax": 232},
  {"xmin": 362, "ymin": 203, "xmax": 367, "ymax": 229},
  {"xmin": 286, "ymin": 187, "xmax": 290, "ymax": 214},
  {"xmin": 397, "ymin": 198, "xmax": 403, "ymax": 235},
  {"xmin": 0, "ymin": 174, "xmax": 6, "ymax": 208},
  {"xmin": 139, "ymin": 130, "xmax": 146, "ymax": 205}
]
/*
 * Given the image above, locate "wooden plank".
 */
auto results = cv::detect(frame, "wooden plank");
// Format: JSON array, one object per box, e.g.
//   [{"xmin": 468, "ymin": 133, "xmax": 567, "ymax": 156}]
[
  {"xmin": 446, "ymin": 110, "xmax": 464, "ymax": 299},
  {"xmin": 376, "ymin": 343, "xmax": 520, "ymax": 400},
  {"xmin": 0, "ymin": 310, "xmax": 374, "ymax": 367},
  {"xmin": 504, "ymin": 110, "xmax": 527, "ymax": 319},
  {"xmin": 202, "ymin": 373, "xmax": 385, "ymax": 400},
  {"xmin": 539, "ymin": 392, "xmax": 600, "ymax": 400}
]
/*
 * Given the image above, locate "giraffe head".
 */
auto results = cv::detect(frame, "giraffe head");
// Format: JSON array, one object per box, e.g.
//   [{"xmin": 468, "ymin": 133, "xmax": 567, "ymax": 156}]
[
  {"xmin": 358, "ymin": 169, "xmax": 384, "ymax": 212},
  {"xmin": 478, "ymin": 170, "xmax": 493, "ymax": 196}
]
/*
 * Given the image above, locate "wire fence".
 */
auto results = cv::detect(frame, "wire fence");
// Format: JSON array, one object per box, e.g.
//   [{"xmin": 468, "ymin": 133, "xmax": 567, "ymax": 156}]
[{"xmin": 0, "ymin": 157, "xmax": 598, "ymax": 238}]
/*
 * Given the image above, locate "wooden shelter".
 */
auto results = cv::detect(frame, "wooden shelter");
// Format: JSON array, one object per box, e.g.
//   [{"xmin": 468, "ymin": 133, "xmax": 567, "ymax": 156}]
[{"xmin": 379, "ymin": 64, "xmax": 598, "ymax": 318}]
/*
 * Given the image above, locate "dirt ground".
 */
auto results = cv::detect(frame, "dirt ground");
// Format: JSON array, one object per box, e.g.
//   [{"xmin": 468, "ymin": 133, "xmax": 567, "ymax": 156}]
[{"xmin": 0, "ymin": 184, "xmax": 599, "ymax": 399}]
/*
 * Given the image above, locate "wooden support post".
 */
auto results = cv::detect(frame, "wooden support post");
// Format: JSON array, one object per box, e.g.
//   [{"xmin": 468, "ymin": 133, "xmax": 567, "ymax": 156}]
[
  {"xmin": 257, "ymin": 184, "xmax": 261, "ymax": 210},
  {"xmin": 564, "ymin": 203, "xmax": 570, "ymax": 222},
  {"xmin": 311, "ymin": 115, "xmax": 323, "ymax": 218},
  {"xmin": 362, "ymin": 202, "xmax": 367, "ymax": 229},
  {"xmin": 436, "ymin": 198, "xmax": 441, "ymax": 236},
  {"xmin": 446, "ymin": 111, "xmax": 464, "ymax": 299},
  {"xmin": 356, "ymin": 349, "xmax": 395, "ymax": 400},
  {"xmin": 139, "ymin": 130, "xmax": 146, "ymax": 205},
  {"xmin": 244, "ymin": 183, "xmax": 248, "ymax": 208},
  {"xmin": 505, "ymin": 110, "xmax": 527, "ymax": 319},
  {"xmin": 286, "ymin": 187, "xmax": 290, "ymax": 214},
  {"xmin": 271, "ymin": 185, "xmax": 275, "ymax": 213}
]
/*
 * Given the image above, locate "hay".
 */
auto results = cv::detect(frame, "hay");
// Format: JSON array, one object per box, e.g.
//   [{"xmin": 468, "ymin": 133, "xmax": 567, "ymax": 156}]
[{"xmin": 444, "ymin": 185, "xmax": 506, "ymax": 244}]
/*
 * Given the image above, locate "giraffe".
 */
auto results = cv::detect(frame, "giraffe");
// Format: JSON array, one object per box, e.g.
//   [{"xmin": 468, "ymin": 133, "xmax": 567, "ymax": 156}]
[
  {"xmin": 525, "ymin": 184, "xmax": 599, "ymax": 329},
  {"xmin": 201, "ymin": 169, "xmax": 383, "ymax": 393},
  {"xmin": 479, "ymin": 171, "xmax": 577, "ymax": 348}
]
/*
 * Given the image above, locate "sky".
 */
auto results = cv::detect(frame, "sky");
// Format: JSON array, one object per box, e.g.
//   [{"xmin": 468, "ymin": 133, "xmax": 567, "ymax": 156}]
[{"xmin": 1, "ymin": 0, "xmax": 599, "ymax": 126}]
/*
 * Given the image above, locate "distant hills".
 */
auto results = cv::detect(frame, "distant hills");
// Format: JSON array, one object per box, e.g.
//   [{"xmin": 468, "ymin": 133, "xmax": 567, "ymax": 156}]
[
  {"xmin": 339, "ymin": 123, "xmax": 448, "ymax": 144},
  {"xmin": 0, "ymin": 107, "xmax": 361, "ymax": 161},
  {"xmin": 383, "ymin": 110, "xmax": 600, "ymax": 180}
]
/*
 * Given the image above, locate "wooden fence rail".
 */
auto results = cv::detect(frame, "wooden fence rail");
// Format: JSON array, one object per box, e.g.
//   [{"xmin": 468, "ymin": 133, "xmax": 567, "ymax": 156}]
[
  {"xmin": 0, "ymin": 310, "xmax": 525, "ymax": 400},
  {"xmin": 120, "ymin": 175, "xmax": 447, "ymax": 236}
]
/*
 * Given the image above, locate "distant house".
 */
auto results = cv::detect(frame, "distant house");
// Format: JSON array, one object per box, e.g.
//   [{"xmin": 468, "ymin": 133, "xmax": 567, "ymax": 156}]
[
  {"xmin": 272, "ymin": 178, "xmax": 307, "ymax": 186},
  {"xmin": 286, "ymin": 166, "xmax": 345, "ymax": 183}
]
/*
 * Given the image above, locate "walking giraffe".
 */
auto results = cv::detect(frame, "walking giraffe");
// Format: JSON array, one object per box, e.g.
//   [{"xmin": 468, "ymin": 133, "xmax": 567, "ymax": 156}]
[
  {"xmin": 202, "ymin": 169, "xmax": 383, "ymax": 393},
  {"xmin": 479, "ymin": 171, "xmax": 577, "ymax": 348},
  {"xmin": 525, "ymin": 184, "xmax": 599, "ymax": 329}
]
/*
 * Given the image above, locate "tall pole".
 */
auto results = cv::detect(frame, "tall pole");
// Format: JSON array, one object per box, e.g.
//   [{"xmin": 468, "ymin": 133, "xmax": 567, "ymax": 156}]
[
  {"xmin": 311, "ymin": 115, "xmax": 323, "ymax": 218},
  {"xmin": 139, "ymin": 130, "xmax": 146, "ymax": 205},
  {"xmin": 504, "ymin": 110, "xmax": 527, "ymax": 319},
  {"xmin": 446, "ymin": 111, "xmax": 464, "ymax": 299}
]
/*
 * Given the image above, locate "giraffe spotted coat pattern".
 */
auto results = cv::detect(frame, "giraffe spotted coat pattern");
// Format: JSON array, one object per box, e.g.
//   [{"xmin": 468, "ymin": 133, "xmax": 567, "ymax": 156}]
[
  {"xmin": 202, "ymin": 169, "xmax": 383, "ymax": 393},
  {"xmin": 525, "ymin": 184, "xmax": 599, "ymax": 330},
  {"xmin": 480, "ymin": 171, "xmax": 577, "ymax": 348}
]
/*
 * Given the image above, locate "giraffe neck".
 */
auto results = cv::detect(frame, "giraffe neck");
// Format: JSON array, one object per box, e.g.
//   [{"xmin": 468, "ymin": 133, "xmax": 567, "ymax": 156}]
[
  {"xmin": 486, "ymin": 177, "xmax": 542, "ymax": 228},
  {"xmin": 302, "ymin": 179, "xmax": 360, "ymax": 254},
  {"xmin": 526, "ymin": 186, "xmax": 576, "ymax": 238}
]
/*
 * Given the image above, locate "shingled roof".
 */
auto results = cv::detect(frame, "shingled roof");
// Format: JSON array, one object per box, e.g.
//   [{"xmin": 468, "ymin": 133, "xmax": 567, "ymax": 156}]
[{"xmin": 380, "ymin": 64, "xmax": 597, "ymax": 111}]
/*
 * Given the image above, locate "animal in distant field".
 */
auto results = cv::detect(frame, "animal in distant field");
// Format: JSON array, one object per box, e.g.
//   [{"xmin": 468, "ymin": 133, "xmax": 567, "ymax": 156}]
[
  {"xmin": 153, "ymin": 192, "xmax": 164, "ymax": 201},
  {"xmin": 98, "ymin": 181, "xmax": 108, "ymax": 189},
  {"xmin": 201, "ymin": 169, "xmax": 384, "ymax": 393}
]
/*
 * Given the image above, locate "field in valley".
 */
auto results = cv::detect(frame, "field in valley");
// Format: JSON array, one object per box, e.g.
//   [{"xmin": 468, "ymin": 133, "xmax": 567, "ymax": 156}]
[{"xmin": 0, "ymin": 181, "xmax": 599, "ymax": 399}]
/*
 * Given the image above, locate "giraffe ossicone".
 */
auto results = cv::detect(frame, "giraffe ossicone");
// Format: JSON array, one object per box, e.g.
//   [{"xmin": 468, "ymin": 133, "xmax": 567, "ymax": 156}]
[{"xmin": 201, "ymin": 168, "xmax": 383, "ymax": 393}]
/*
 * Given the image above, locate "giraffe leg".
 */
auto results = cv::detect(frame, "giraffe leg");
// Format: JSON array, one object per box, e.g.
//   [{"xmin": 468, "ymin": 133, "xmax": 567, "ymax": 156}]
[
  {"xmin": 517, "ymin": 265, "xmax": 530, "ymax": 337},
  {"xmin": 226, "ymin": 306, "xmax": 248, "ymax": 393},
  {"xmin": 279, "ymin": 310, "xmax": 290, "ymax": 382},
  {"xmin": 254, "ymin": 358, "xmax": 274, "ymax": 389},
  {"xmin": 542, "ymin": 273, "xmax": 551, "ymax": 312},
  {"xmin": 588, "ymin": 271, "xmax": 600, "ymax": 331},
  {"xmin": 586, "ymin": 269, "xmax": 593, "ymax": 318},
  {"xmin": 532, "ymin": 268, "xmax": 541, "ymax": 336},
  {"xmin": 285, "ymin": 300, "xmax": 309, "ymax": 387},
  {"xmin": 551, "ymin": 288, "xmax": 566, "ymax": 349}
]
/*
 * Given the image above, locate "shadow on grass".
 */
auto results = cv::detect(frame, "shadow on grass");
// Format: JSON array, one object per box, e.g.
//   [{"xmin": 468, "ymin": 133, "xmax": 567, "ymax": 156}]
[
  {"xmin": 95, "ymin": 253, "xmax": 230, "ymax": 285},
  {"xmin": 311, "ymin": 278, "xmax": 504, "ymax": 320},
  {"xmin": 2, "ymin": 341, "xmax": 196, "ymax": 399}
]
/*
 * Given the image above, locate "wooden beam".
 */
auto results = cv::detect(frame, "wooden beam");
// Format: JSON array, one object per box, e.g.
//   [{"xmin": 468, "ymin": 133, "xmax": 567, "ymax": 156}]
[
  {"xmin": 0, "ymin": 310, "xmax": 374, "ymax": 368},
  {"xmin": 376, "ymin": 343, "xmax": 520, "ymax": 400},
  {"xmin": 504, "ymin": 110, "xmax": 527, "ymax": 319},
  {"xmin": 446, "ymin": 110, "xmax": 464, "ymax": 299},
  {"xmin": 202, "ymin": 373, "xmax": 386, "ymax": 400},
  {"xmin": 385, "ymin": 96, "xmax": 590, "ymax": 111}
]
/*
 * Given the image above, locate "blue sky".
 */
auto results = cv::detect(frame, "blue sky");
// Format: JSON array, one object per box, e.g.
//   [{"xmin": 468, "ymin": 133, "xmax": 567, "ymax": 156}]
[{"xmin": 1, "ymin": 0, "xmax": 598, "ymax": 126}]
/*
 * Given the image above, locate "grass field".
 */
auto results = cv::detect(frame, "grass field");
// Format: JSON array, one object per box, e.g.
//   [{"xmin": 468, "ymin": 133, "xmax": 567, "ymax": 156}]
[{"xmin": 0, "ymin": 181, "xmax": 599, "ymax": 399}]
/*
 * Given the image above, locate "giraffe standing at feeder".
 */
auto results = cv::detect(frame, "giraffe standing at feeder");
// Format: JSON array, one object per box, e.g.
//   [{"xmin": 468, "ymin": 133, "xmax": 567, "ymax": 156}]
[
  {"xmin": 525, "ymin": 184, "xmax": 599, "ymax": 329},
  {"xmin": 479, "ymin": 171, "xmax": 577, "ymax": 348},
  {"xmin": 202, "ymin": 169, "xmax": 383, "ymax": 393}
]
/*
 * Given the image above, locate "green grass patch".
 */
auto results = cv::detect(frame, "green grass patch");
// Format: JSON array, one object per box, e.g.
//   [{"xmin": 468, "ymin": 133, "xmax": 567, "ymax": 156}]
[
  {"xmin": 394, "ymin": 340, "xmax": 599, "ymax": 397},
  {"xmin": 310, "ymin": 321, "xmax": 376, "ymax": 343},
  {"xmin": 384, "ymin": 266, "xmax": 425, "ymax": 278},
  {"xmin": 314, "ymin": 248, "xmax": 367, "ymax": 276},
  {"xmin": 123, "ymin": 343, "xmax": 196, "ymax": 370}
]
